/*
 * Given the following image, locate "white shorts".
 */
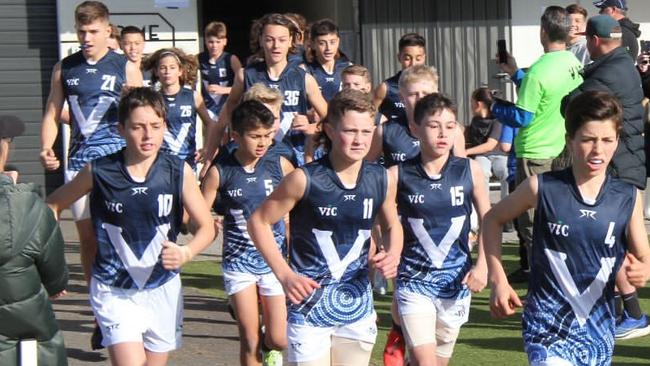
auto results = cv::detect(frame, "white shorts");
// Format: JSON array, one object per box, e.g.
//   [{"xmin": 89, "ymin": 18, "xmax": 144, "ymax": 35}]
[
  {"xmin": 396, "ymin": 289, "xmax": 470, "ymax": 353},
  {"xmin": 222, "ymin": 269, "xmax": 284, "ymax": 297},
  {"xmin": 89, "ymin": 275, "xmax": 183, "ymax": 352},
  {"xmin": 287, "ymin": 312, "xmax": 377, "ymax": 363},
  {"xmin": 64, "ymin": 169, "xmax": 90, "ymax": 221}
]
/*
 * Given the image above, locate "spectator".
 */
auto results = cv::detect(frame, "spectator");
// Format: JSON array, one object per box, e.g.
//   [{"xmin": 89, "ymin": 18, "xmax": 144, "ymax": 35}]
[
  {"xmin": 565, "ymin": 14, "xmax": 649, "ymax": 340},
  {"xmin": 492, "ymin": 5, "xmax": 583, "ymax": 277},
  {"xmin": 466, "ymin": 87, "xmax": 508, "ymax": 202},
  {"xmin": 594, "ymin": 0, "xmax": 641, "ymax": 59},
  {"xmin": 637, "ymin": 52, "xmax": 650, "ymax": 99},
  {"xmin": 0, "ymin": 116, "xmax": 69, "ymax": 365},
  {"xmin": 566, "ymin": 4, "xmax": 591, "ymax": 65},
  {"xmin": 567, "ymin": 14, "xmax": 645, "ymax": 188}
]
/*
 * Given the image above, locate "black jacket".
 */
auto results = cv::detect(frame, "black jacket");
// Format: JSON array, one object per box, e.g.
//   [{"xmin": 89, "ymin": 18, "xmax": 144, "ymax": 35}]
[
  {"xmin": 619, "ymin": 17, "xmax": 641, "ymax": 60},
  {"xmin": 0, "ymin": 176, "xmax": 69, "ymax": 365},
  {"xmin": 566, "ymin": 46, "xmax": 646, "ymax": 188}
]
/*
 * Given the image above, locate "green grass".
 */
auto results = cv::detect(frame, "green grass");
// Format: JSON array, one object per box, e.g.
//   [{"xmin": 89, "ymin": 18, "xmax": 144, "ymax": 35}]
[{"xmin": 181, "ymin": 243, "xmax": 650, "ymax": 365}]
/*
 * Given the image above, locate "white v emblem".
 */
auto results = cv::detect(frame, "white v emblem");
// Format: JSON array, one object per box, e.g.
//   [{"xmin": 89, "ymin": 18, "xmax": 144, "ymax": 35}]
[
  {"xmin": 278, "ymin": 112, "xmax": 295, "ymax": 139},
  {"xmin": 102, "ymin": 222, "xmax": 170, "ymax": 289},
  {"xmin": 408, "ymin": 215, "xmax": 465, "ymax": 268},
  {"xmin": 313, "ymin": 229, "xmax": 370, "ymax": 281},
  {"xmin": 230, "ymin": 209, "xmax": 252, "ymax": 242},
  {"xmin": 69, "ymin": 95, "xmax": 115, "ymax": 138},
  {"xmin": 545, "ymin": 248, "xmax": 616, "ymax": 327},
  {"xmin": 163, "ymin": 122, "xmax": 192, "ymax": 154}
]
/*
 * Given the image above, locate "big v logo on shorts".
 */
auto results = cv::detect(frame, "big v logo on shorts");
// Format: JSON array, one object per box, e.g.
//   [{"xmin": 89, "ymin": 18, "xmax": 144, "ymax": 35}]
[{"xmin": 545, "ymin": 248, "xmax": 615, "ymax": 327}]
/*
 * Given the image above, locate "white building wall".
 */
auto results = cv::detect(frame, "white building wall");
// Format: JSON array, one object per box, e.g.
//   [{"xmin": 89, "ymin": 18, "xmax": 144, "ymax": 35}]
[{"xmin": 511, "ymin": 0, "xmax": 650, "ymax": 68}]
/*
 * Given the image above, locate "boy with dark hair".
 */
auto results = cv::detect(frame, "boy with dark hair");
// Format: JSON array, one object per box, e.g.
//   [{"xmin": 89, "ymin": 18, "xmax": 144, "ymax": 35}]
[
  {"xmin": 202, "ymin": 99, "xmax": 294, "ymax": 366},
  {"xmin": 40, "ymin": 0, "xmax": 143, "ymax": 291},
  {"xmin": 198, "ymin": 21, "xmax": 242, "ymax": 120},
  {"xmin": 373, "ymin": 33, "xmax": 426, "ymax": 121},
  {"xmin": 47, "ymin": 87, "xmax": 214, "ymax": 365},
  {"xmin": 120, "ymin": 25, "xmax": 151, "ymax": 86},
  {"xmin": 566, "ymin": 4, "xmax": 590, "ymax": 64}
]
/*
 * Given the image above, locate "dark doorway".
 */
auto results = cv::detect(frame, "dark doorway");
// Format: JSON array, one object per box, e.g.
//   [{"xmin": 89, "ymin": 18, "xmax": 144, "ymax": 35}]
[{"xmin": 200, "ymin": 2, "xmax": 274, "ymax": 62}]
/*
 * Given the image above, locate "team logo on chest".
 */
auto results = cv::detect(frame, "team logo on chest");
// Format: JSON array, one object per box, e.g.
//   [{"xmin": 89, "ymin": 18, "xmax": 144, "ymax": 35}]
[
  {"xmin": 407, "ymin": 193, "xmax": 424, "ymax": 204},
  {"xmin": 66, "ymin": 78, "xmax": 80, "ymax": 86},
  {"xmin": 219, "ymin": 68, "xmax": 227, "ymax": 77},
  {"xmin": 227, "ymin": 188, "xmax": 243, "ymax": 197},
  {"xmin": 579, "ymin": 209, "xmax": 597, "ymax": 220},
  {"xmin": 318, "ymin": 205, "xmax": 338, "ymax": 216},
  {"xmin": 132, "ymin": 187, "xmax": 148, "ymax": 195},
  {"xmin": 390, "ymin": 152, "xmax": 407, "ymax": 162},
  {"xmin": 344, "ymin": 194, "xmax": 356, "ymax": 201},
  {"xmin": 548, "ymin": 221, "xmax": 569, "ymax": 237},
  {"xmin": 246, "ymin": 177, "xmax": 257, "ymax": 183}
]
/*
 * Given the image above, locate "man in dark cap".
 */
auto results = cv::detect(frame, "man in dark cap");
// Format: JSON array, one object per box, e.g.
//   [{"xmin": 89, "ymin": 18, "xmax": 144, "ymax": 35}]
[
  {"xmin": 0, "ymin": 115, "xmax": 69, "ymax": 364},
  {"xmin": 594, "ymin": 0, "xmax": 641, "ymax": 59}
]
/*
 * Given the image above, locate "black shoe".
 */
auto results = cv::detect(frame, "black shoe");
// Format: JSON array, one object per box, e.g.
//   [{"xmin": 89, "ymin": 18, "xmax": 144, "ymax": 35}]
[
  {"xmin": 91, "ymin": 323, "xmax": 105, "ymax": 350},
  {"xmin": 507, "ymin": 268, "xmax": 530, "ymax": 283}
]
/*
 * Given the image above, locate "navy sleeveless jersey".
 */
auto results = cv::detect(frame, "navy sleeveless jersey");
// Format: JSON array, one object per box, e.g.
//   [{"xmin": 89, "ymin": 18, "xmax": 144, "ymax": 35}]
[
  {"xmin": 382, "ymin": 117, "xmax": 420, "ymax": 167},
  {"xmin": 524, "ymin": 169, "xmax": 634, "ymax": 365},
  {"xmin": 396, "ymin": 156, "xmax": 473, "ymax": 300},
  {"xmin": 142, "ymin": 69, "xmax": 153, "ymax": 88},
  {"xmin": 161, "ymin": 87, "xmax": 197, "ymax": 169},
  {"xmin": 244, "ymin": 61, "xmax": 310, "ymax": 165},
  {"xmin": 90, "ymin": 151, "xmax": 184, "ymax": 290},
  {"xmin": 198, "ymin": 51, "xmax": 234, "ymax": 115},
  {"xmin": 305, "ymin": 59, "xmax": 351, "ymax": 101},
  {"xmin": 378, "ymin": 71, "xmax": 406, "ymax": 121},
  {"xmin": 215, "ymin": 148, "xmax": 286, "ymax": 275},
  {"xmin": 61, "ymin": 50, "xmax": 127, "ymax": 171},
  {"xmin": 287, "ymin": 44, "xmax": 307, "ymax": 66},
  {"xmin": 288, "ymin": 157, "xmax": 386, "ymax": 327}
]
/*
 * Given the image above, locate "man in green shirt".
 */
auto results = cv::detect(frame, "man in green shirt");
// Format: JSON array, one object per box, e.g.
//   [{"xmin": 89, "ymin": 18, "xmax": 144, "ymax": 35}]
[{"xmin": 491, "ymin": 5, "xmax": 583, "ymax": 281}]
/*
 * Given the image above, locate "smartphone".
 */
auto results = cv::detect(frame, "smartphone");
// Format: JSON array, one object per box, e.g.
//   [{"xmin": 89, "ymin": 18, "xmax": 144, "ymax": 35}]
[
  {"xmin": 497, "ymin": 39, "xmax": 508, "ymax": 64},
  {"xmin": 641, "ymin": 40, "xmax": 650, "ymax": 54}
]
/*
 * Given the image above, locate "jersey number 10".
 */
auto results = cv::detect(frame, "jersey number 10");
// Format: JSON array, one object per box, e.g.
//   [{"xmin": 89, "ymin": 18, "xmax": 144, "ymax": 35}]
[{"xmin": 158, "ymin": 194, "xmax": 173, "ymax": 217}]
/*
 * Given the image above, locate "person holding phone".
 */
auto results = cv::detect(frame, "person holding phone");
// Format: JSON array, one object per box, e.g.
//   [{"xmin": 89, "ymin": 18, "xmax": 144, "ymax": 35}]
[{"xmin": 492, "ymin": 6, "xmax": 583, "ymax": 285}]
